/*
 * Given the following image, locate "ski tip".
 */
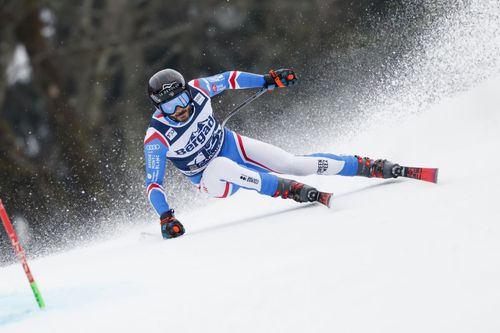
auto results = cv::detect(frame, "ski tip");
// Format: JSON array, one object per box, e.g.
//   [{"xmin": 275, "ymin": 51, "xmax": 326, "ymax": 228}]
[
  {"xmin": 401, "ymin": 166, "xmax": 439, "ymax": 183},
  {"xmin": 422, "ymin": 167, "xmax": 439, "ymax": 183},
  {"xmin": 317, "ymin": 192, "xmax": 333, "ymax": 208},
  {"xmin": 433, "ymin": 168, "xmax": 439, "ymax": 183}
]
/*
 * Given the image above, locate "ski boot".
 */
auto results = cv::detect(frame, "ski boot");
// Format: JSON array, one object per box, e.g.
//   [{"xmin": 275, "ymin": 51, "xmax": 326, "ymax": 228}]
[
  {"xmin": 273, "ymin": 178, "xmax": 332, "ymax": 208},
  {"xmin": 355, "ymin": 156, "xmax": 402, "ymax": 179}
]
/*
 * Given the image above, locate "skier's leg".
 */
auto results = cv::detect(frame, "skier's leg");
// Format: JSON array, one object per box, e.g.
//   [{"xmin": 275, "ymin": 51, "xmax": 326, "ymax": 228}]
[
  {"xmin": 200, "ymin": 156, "xmax": 330, "ymax": 205},
  {"xmin": 229, "ymin": 132, "xmax": 357, "ymax": 176},
  {"xmin": 225, "ymin": 131, "xmax": 400, "ymax": 179},
  {"xmin": 199, "ymin": 157, "xmax": 278, "ymax": 198}
]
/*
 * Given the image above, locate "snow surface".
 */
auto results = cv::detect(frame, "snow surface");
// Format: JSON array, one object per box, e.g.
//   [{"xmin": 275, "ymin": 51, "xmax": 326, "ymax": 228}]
[{"xmin": 1, "ymin": 75, "xmax": 500, "ymax": 332}]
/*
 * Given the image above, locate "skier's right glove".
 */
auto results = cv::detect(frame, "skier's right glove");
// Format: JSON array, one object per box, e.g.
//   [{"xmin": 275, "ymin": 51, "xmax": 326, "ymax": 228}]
[
  {"xmin": 264, "ymin": 69, "xmax": 298, "ymax": 90},
  {"xmin": 160, "ymin": 209, "xmax": 185, "ymax": 239}
]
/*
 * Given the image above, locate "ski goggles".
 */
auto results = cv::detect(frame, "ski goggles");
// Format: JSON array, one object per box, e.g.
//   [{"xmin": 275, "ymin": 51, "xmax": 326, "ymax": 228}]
[{"xmin": 159, "ymin": 90, "xmax": 191, "ymax": 115}]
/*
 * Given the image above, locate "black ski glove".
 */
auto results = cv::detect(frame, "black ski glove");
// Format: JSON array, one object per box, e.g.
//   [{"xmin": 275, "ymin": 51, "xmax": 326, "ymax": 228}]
[
  {"xmin": 264, "ymin": 69, "xmax": 298, "ymax": 90},
  {"xmin": 160, "ymin": 209, "xmax": 185, "ymax": 239}
]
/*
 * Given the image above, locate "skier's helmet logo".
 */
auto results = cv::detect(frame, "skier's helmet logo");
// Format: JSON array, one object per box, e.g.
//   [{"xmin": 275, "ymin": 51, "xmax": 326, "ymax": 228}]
[
  {"xmin": 162, "ymin": 83, "xmax": 175, "ymax": 90},
  {"xmin": 148, "ymin": 69, "xmax": 186, "ymax": 107}
]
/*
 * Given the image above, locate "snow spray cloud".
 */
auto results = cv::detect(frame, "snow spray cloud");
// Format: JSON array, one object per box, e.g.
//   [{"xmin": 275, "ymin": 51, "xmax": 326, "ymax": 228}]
[
  {"xmin": 241, "ymin": 0, "xmax": 500, "ymax": 153},
  {"xmin": 20, "ymin": 0, "xmax": 497, "ymax": 260},
  {"xmin": 153, "ymin": 0, "xmax": 500, "ymax": 220},
  {"xmin": 358, "ymin": 1, "xmax": 500, "ymax": 124}
]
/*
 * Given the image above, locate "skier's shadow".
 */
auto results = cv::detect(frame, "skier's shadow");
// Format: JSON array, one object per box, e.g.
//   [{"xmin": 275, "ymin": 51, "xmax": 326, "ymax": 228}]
[{"xmin": 191, "ymin": 179, "xmax": 401, "ymax": 236}]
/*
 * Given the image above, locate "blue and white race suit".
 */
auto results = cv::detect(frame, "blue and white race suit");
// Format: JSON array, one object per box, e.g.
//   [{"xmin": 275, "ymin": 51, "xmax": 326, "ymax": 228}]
[{"xmin": 144, "ymin": 71, "xmax": 359, "ymax": 216}]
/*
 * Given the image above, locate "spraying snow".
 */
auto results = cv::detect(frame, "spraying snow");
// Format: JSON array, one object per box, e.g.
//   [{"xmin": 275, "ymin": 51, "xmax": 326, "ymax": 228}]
[
  {"xmin": 1, "ymin": 72, "xmax": 499, "ymax": 333},
  {"xmin": 2, "ymin": 1, "xmax": 500, "ymax": 332}
]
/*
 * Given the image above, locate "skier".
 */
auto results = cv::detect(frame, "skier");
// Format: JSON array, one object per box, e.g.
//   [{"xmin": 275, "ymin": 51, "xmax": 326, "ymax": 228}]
[{"xmin": 144, "ymin": 68, "xmax": 402, "ymax": 239}]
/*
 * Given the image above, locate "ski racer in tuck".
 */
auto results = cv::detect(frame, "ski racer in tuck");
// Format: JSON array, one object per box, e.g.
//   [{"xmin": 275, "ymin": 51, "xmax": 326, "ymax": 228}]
[{"xmin": 145, "ymin": 68, "xmax": 402, "ymax": 239}]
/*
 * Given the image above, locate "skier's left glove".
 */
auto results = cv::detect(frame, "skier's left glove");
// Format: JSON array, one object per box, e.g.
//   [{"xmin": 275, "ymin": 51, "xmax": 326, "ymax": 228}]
[
  {"xmin": 264, "ymin": 69, "xmax": 298, "ymax": 90},
  {"xmin": 160, "ymin": 209, "xmax": 185, "ymax": 239}
]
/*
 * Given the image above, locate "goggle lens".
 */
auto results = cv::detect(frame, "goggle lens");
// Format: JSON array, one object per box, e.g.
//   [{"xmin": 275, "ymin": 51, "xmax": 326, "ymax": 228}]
[{"xmin": 159, "ymin": 91, "xmax": 191, "ymax": 115}]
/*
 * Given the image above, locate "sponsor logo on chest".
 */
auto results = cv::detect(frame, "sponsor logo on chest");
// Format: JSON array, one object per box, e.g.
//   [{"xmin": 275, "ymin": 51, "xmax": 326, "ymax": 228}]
[
  {"xmin": 165, "ymin": 128, "xmax": 177, "ymax": 140},
  {"xmin": 193, "ymin": 93, "xmax": 206, "ymax": 106},
  {"xmin": 174, "ymin": 116, "xmax": 216, "ymax": 155}
]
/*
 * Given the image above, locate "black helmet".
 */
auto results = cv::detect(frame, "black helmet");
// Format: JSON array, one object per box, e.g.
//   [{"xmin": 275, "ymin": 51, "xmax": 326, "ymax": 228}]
[{"xmin": 148, "ymin": 69, "xmax": 186, "ymax": 107}]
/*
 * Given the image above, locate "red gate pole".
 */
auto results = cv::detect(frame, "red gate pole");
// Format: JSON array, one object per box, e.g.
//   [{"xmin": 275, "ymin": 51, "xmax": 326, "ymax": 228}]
[{"xmin": 0, "ymin": 199, "xmax": 45, "ymax": 309}]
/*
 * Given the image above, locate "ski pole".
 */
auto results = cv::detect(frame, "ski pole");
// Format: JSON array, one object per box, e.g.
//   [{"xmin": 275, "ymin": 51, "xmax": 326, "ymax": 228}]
[
  {"xmin": 0, "ymin": 200, "xmax": 45, "ymax": 309},
  {"xmin": 221, "ymin": 87, "xmax": 268, "ymax": 127}
]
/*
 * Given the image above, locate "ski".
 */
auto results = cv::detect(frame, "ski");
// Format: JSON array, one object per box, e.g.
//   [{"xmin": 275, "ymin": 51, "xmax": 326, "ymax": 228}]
[
  {"xmin": 316, "ymin": 191, "xmax": 333, "ymax": 208},
  {"xmin": 399, "ymin": 166, "xmax": 439, "ymax": 183}
]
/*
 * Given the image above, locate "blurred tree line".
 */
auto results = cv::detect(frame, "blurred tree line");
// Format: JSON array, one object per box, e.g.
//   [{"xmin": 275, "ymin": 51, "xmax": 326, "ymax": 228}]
[{"xmin": 1, "ymin": 0, "xmax": 428, "ymax": 262}]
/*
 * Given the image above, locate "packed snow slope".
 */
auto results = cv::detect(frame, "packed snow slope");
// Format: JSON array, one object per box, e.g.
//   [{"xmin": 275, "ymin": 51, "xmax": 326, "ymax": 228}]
[{"xmin": 1, "ymin": 75, "xmax": 500, "ymax": 333}]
